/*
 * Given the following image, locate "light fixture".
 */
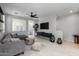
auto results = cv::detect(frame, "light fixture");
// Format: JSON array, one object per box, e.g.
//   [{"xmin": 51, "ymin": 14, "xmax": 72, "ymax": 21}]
[{"xmin": 69, "ymin": 10, "xmax": 73, "ymax": 13}]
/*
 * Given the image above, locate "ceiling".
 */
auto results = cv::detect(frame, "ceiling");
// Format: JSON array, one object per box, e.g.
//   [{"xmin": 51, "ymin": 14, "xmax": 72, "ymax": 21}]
[{"xmin": 0, "ymin": 3, "xmax": 79, "ymax": 18}]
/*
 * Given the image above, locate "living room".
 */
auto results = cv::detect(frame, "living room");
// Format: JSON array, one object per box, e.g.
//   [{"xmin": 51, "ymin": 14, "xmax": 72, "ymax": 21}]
[{"xmin": 0, "ymin": 3, "xmax": 79, "ymax": 56}]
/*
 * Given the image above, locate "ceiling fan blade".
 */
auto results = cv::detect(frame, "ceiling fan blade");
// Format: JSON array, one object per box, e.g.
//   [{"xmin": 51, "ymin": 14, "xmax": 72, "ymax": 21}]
[
  {"xmin": 28, "ymin": 12, "xmax": 38, "ymax": 18},
  {"xmin": 33, "ymin": 16, "xmax": 38, "ymax": 18}
]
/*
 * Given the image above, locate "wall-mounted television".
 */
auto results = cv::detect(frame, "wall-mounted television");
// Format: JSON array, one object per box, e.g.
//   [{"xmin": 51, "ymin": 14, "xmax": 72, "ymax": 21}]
[{"xmin": 40, "ymin": 22, "xmax": 49, "ymax": 29}]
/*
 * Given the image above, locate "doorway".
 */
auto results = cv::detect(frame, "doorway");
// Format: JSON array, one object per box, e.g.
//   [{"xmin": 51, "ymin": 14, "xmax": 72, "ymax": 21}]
[{"xmin": 28, "ymin": 20, "xmax": 35, "ymax": 37}]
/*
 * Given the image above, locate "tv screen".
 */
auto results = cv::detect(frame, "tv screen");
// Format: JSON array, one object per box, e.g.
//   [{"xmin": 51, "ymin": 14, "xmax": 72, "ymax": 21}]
[{"xmin": 40, "ymin": 22, "xmax": 49, "ymax": 29}]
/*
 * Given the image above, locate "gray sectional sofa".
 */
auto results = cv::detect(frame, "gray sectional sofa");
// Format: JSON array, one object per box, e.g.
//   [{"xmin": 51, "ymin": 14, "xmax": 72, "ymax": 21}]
[
  {"xmin": 0, "ymin": 33, "xmax": 25, "ymax": 56},
  {"xmin": 0, "ymin": 38, "xmax": 25, "ymax": 56}
]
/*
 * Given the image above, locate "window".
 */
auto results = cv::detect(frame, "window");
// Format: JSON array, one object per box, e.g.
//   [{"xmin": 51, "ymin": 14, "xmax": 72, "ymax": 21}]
[
  {"xmin": 0, "ymin": 15, "xmax": 5, "ymax": 33},
  {"xmin": 12, "ymin": 19, "xmax": 26, "ymax": 31}
]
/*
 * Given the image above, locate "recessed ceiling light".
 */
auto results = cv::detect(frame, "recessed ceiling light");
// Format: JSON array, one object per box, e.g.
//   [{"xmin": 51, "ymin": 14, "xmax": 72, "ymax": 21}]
[{"xmin": 69, "ymin": 10, "xmax": 73, "ymax": 13}]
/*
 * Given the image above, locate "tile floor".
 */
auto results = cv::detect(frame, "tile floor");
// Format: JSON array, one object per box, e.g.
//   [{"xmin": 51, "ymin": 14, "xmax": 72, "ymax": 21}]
[{"xmin": 21, "ymin": 37, "xmax": 79, "ymax": 56}]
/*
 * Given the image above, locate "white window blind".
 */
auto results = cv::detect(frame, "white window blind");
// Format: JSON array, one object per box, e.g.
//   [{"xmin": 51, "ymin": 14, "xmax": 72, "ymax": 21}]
[{"xmin": 12, "ymin": 19, "xmax": 26, "ymax": 31}]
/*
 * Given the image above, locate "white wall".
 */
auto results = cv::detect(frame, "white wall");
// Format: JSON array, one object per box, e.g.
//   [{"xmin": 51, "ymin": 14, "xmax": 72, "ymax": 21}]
[
  {"xmin": 0, "ymin": 15, "xmax": 5, "ymax": 33},
  {"xmin": 0, "ymin": 23, "xmax": 3, "ymax": 31},
  {"xmin": 38, "ymin": 16, "xmax": 57, "ymax": 37},
  {"xmin": 57, "ymin": 12, "xmax": 79, "ymax": 40},
  {"xmin": 28, "ymin": 20, "xmax": 35, "ymax": 35}
]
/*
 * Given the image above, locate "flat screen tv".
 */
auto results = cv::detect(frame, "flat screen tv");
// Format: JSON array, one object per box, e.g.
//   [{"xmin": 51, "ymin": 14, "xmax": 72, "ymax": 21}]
[{"xmin": 40, "ymin": 22, "xmax": 49, "ymax": 29}]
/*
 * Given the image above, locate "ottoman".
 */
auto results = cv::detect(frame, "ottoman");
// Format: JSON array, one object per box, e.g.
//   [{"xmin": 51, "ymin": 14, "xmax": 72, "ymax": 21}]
[{"xmin": 31, "ymin": 42, "xmax": 45, "ymax": 51}]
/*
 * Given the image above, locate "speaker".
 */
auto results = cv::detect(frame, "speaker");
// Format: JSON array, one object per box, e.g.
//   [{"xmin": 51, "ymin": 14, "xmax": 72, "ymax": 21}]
[
  {"xmin": 57, "ymin": 38, "xmax": 62, "ymax": 44},
  {"xmin": 49, "ymin": 36, "xmax": 55, "ymax": 43}
]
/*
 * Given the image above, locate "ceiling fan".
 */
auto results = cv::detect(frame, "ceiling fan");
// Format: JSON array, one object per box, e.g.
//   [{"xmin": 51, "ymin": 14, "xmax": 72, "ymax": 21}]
[{"xmin": 29, "ymin": 12, "xmax": 38, "ymax": 18}]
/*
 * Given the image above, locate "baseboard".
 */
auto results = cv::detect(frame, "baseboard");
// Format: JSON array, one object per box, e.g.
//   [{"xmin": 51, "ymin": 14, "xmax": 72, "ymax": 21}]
[{"xmin": 64, "ymin": 39, "xmax": 74, "ymax": 43}]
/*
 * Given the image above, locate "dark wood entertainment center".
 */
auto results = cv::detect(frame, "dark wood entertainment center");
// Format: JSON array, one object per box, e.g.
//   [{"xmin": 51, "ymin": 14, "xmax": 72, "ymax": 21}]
[
  {"xmin": 73, "ymin": 35, "xmax": 79, "ymax": 44},
  {"xmin": 37, "ymin": 32, "xmax": 55, "ymax": 42}
]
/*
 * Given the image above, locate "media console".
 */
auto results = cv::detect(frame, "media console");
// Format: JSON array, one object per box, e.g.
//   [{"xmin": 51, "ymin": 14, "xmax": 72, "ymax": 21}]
[{"xmin": 37, "ymin": 32, "xmax": 55, "ymax": 42}]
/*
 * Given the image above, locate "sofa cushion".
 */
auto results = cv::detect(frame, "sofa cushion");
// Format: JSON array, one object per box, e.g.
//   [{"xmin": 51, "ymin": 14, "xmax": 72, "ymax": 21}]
[{"xmin": 10, "ymin": 38, "xmax": 19, "ymax": 42}]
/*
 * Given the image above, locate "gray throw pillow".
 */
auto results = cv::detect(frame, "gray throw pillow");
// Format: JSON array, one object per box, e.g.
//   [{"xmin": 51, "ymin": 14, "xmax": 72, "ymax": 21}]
[{"xmin": 0, "ymin": 33, "xmax": 12, "ymax": 44}]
